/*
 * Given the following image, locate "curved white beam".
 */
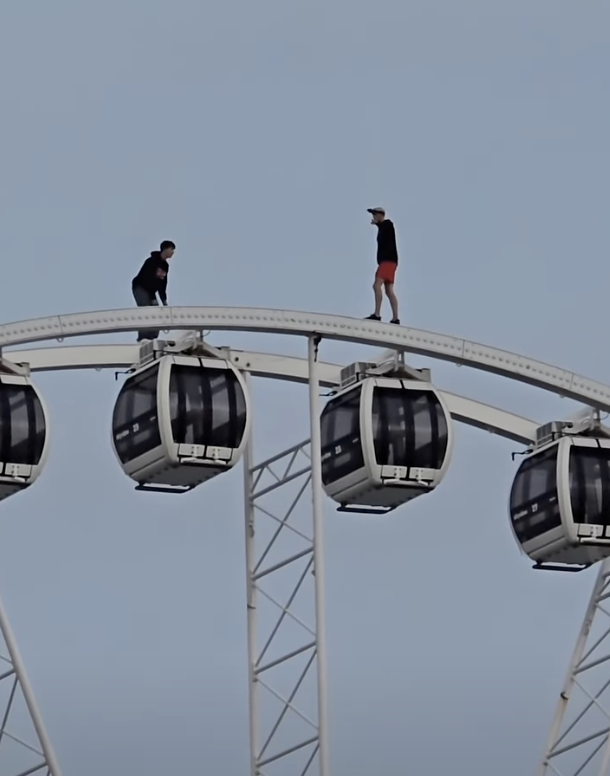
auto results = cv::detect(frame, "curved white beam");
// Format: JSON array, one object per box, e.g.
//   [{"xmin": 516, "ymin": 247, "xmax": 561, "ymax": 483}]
[
  {"xmin": 443, "ymin": 393, "xmax": 535, "ymax": 445},
  {"xmin": 7, "ymin": 344, "xmax": 537, "ymax": 445},
  {"xmin": 0, "ymin": 306, "xmax": 607, "ymax": 412}
]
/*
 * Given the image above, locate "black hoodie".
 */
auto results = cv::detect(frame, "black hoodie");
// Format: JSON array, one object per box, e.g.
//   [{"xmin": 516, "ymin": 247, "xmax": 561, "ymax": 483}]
[
  {"xmin": 132, "ymin": 252, "xmax": 169, "ymax": 304},
  {"xmin": 376, "ymin": 219, "xmax": 398, "ymax": 265}
]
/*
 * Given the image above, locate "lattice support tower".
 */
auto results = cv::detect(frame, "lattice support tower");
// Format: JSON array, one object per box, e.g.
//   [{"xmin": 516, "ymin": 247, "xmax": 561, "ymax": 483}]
[
  {"xmin": 242, "ymin": 336, "xmax": 329, "ymax": 776},
  {"xmin": 0, "ymin": 592, "xmax": 61, "ymax": 776},
  {"xmin": 538, "ymin": 558, "xmax": 610, "ymax": 776}
]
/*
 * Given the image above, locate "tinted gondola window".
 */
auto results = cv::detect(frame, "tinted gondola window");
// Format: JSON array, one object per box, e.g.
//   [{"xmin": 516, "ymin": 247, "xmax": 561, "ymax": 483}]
[
  {"xmin": 320, "ymin": 387, "xmax": 364, "ymax": 485},
  {"xmin": 371, "ymin": 387, "xmax": 448, "ymax": 471},
  {"xmin": 0, "ymin": 383, "xmax": 46, "ymax": 465},
  {"xmin": 112, "ymin": 364, "xmax": 161, "ymax": 463},
  {"xmin": 168, "ymin": 365, "xmax": 247, "ymax": 449},
  {"xmin": 569, "ymin": 446, "xmax": 610, "ymax": 526},
  {"xmin": 509, "ymin": 446, "xmax": 561, "ymax": 542}
]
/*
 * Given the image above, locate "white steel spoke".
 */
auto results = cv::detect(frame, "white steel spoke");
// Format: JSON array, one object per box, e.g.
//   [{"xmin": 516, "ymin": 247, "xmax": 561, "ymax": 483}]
[
  {"xmin": 538, "ymin": 560, "xmax": 610, "ymax": 776},
  {"xmin": 0, "ymin": 594, "xmax": 61, "ymax": 776}
]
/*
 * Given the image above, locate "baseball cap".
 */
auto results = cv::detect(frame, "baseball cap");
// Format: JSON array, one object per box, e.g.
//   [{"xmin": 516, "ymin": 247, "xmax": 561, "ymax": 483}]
[{"xmin": 366, "ymin": 207, "xmax": 385, "ymax": 215}]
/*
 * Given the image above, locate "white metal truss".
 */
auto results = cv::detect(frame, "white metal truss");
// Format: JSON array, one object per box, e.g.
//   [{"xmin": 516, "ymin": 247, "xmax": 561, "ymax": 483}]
[
  {"xmin": 0, "ymin": 593, "xmax": 61, "ymax": 776},
  {"xmin": 538, "ymin": 559, "xmax": 610, "ymax": 776},
  {"xmin": 244, "ymin": 436, "xmax": 320, "ymax": 776},
  {"xmin": 242, "ymin": 337, "xmax": 329, "ymax": 776}
]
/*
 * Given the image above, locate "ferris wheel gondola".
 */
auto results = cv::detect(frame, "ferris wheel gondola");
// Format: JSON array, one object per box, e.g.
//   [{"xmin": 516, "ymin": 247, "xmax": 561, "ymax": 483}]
[
  {"xmin": 111, "ymin": 343, "xmax": 251, "ymax": 493},
  {"xmin": 0, "ymin": 370, "xmax": 49, "ymax": 501},
  {"xmin": 320, "ymin": 371, "xmax": 454, "ymax": 512},
  {"xmin": 509, "ymin": 430, "xmax": 610, "ymax": 570}
]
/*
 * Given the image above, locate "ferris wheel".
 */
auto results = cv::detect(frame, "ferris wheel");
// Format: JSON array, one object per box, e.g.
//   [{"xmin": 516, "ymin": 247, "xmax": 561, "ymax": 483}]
[{"xmin": 0, "ymin": 304, "xmax": 609, "ymax": 776}]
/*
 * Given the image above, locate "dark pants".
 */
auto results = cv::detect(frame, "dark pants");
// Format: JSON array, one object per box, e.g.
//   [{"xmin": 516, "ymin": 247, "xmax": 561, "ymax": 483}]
[{"xmin": 132, "ymin": 285, "xmax": 159, "ymax": 341}]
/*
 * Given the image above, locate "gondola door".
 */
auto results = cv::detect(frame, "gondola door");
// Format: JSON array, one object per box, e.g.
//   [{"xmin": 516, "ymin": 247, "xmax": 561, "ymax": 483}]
[
  {"xmin": 565, "ymin": 437, "xmax": 610, "ymax": 543},
  {"xmin": 167, "ymin": 356, "xmax": 249, "ymax": 465},
  {"xmin": 363, "ymin": 378, "xmax": 451, "ymax": 487}
]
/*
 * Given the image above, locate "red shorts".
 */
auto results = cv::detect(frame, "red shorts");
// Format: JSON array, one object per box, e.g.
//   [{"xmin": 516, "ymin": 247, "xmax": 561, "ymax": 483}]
[{"xmin": 375, "ymin": 261, "xmax": 397, "ymax": 284}]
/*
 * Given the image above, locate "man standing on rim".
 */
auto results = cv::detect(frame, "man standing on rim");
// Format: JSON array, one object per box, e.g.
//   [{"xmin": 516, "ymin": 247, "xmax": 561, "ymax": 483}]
[
  {"xmin": 132, "ymin": 240, "xmax": 175, "ymax": 341},
  {"xmin": 365, "ymin": 207, "xmax": 400, "ymax": 324}
]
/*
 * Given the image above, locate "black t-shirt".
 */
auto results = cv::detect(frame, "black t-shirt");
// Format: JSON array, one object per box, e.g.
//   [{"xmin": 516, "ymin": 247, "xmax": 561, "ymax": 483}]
[
  {"xmin": 132, "ymin": 252, "xmax": 169, "ymax": 303},
  {"xmin": 376, "ymin": 219, "xmax": 398, "ymax": 265}
]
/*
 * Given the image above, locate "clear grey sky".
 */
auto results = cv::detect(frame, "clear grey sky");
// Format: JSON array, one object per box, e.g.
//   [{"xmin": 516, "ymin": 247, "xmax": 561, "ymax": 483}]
[{"xmin": 1, "ymin": 1, "xmax": 609, "ymax": 774}]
